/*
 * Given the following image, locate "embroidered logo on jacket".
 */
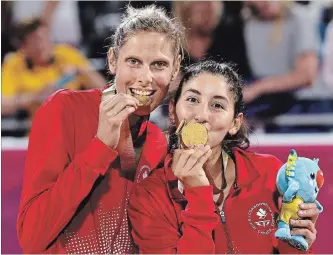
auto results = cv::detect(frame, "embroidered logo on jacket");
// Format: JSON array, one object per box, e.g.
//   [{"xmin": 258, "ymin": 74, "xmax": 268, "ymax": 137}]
[
  {"xmin": 136, "ymin": 165, "xmax": 151, "ymax": 183},
  {"xmin": 248, "ymin": 202, "xmax": 275, "ymax": 235}
]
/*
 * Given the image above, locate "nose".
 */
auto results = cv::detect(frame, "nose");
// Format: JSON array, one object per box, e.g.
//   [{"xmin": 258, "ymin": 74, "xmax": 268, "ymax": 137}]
[
  {"xmin": 194, "ymin": 104, "xmax": 209, "ymax": 124},
  {"xmin": 138, "ymin": 65, "xmax": 153, "ymax": 86},
  {"xmin": 316, "ymin": 170, "xmax": 324, "ymax": 189}
]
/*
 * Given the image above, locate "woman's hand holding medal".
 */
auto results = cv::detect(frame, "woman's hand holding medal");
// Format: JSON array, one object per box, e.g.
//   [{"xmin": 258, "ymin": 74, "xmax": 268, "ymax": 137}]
[
  {"xmin": 96, "ymin": 87, "xmax": 139, "ymax": 149},
  {"xmin": 172, "ymin": 119, "xmax": 212, "ymax": 188}
]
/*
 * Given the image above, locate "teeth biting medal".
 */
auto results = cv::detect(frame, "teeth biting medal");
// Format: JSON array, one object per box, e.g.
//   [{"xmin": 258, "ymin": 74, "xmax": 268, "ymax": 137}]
[
  {"xmin": 131, "ymin": 89, "xmax": 153, "ymax": 106},
  {"xmin": 102, "ymin": 86, "xmax": 151, "ymax": 106},
  {"xmin": 134, "ymin": 94, "xmax": 149, "ymax": 106}
]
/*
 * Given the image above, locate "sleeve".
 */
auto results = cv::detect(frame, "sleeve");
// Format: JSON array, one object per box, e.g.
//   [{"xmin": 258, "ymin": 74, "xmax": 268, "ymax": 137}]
[
  {"xmin": 128, "ymin": 184, "xmax": 219, "ymax": 254},
  {"xmin": 322, "ymin": 21, "xmax": 333, "ymax": 87},
  {"xmin": 2, "ymin": 53, "xmax": 20, "ymax": 96},
  {"xmin": 16, "ymin": 91, "xmax": 118, "ymax": 253},
  {"xmin": 293, "ymin": 6, "xmax": 320, "ymax": 56}
]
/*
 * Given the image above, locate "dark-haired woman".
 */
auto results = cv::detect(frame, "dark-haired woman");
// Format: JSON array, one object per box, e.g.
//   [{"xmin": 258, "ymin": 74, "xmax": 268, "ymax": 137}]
[{"xmin": 128, "ymin": 60, "xmax": 319, "ymax": 254}]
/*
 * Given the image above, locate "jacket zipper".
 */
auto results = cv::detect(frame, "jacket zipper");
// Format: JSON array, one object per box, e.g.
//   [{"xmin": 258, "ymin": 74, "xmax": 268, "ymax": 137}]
[{"xmin": 218, "ymin": 194, "xmax": 233, "ymax": 253}]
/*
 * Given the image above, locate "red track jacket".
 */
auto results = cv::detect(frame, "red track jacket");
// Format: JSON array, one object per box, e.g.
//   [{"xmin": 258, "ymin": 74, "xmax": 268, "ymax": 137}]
[
  {"xmin": 17, "ymin": 89, "xmax": 167, "ymax": 254},
  {"xmin": 128, "ymin": 148, "xmax": 314, "ymax": 254}
]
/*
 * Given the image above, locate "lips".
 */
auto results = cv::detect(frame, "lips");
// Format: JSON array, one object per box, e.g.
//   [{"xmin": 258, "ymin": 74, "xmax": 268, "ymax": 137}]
[{"xmin": 130, "ymin": 88, "xmax": 155, "ymax": 96}]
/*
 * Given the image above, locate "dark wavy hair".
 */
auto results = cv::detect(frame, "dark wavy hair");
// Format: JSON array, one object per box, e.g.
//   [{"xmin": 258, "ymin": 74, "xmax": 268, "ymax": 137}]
[{"xmin": 168, "ymin": 60, "xmax": 250, "ymax": 155}]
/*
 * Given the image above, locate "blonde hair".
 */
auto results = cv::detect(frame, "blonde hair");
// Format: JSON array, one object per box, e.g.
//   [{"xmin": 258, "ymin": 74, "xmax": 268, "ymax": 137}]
[{"xmin": 111, "ymin": 4, "xmax": 185, "ymax": 60}]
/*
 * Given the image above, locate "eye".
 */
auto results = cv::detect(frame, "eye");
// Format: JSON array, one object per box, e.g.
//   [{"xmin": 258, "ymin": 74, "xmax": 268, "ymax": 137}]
[
  {"xmin": 212, "ymin": 102, "xmax": 224, "ymax": 110},
  {"xmin": 310, "ymin": 173, "xmax": 315, "ymax": 180},
  {"xmin": 186, "ymin": 96, "xmax": 199, "ymax": 104},
  {"xmin": 152, "ymin": 61, "xmax": 167, "ymax": 69},
  {"xmin": 127, "ymin": 58, "xmax": 139, "ymax": 66}
]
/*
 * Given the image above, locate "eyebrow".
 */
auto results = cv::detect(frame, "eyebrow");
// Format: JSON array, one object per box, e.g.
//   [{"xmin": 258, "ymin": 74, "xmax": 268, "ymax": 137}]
[
  {"xmin": 184, "ymin": 88, "xmax": 229, "ymax": 102},
  {"xmin": 126, "ymin": 55, "xmax": 170, "ymax": 63}
]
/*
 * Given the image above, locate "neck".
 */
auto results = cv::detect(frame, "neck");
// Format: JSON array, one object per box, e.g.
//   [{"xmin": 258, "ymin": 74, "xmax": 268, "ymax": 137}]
[{"xmin": 204, "ymin": 145, "xmax": 236, "ymax": 189}]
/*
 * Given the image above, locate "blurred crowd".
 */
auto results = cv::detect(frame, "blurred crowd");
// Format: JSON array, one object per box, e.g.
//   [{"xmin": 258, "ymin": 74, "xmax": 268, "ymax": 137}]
[{"xmin": 2, "ymin": 1, "xmax": 333, "ymax": 136}]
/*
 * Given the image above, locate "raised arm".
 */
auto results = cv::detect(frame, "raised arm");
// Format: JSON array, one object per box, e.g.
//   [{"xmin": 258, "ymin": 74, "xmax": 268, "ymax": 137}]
[{"xmin": 17, "ymin": 91, "xmax": 118, "ymax": 253}]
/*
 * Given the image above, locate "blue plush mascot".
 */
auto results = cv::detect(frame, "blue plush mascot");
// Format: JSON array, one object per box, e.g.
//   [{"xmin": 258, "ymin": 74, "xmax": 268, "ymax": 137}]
[{"xmin": 275, "ymin": 149, "xmax": 324, "ymax": 251}]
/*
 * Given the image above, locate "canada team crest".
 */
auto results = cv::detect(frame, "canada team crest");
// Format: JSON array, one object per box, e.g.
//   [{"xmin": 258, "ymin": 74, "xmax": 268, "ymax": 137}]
[
  {"xmin": 248, "ymin": 202, "xmax": 275, "ymax": 235},
  {"xmin": 136, "ymin": 165, "xmax": 151, "ymax": 183}
]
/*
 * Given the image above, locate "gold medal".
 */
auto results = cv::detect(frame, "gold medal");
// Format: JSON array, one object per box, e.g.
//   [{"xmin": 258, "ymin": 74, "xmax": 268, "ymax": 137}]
[
  {"xmin": 176, "ymin": 120, "xmax": 208, "ymax": 147},
  {"xmin": 134, "ymin": 94, "xmax": 149, "ymax": 106}
]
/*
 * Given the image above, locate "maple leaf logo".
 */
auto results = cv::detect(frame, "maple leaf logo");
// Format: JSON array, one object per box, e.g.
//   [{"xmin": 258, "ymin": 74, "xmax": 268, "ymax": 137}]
[{"xmin": 256, "ymin": 208, "xmax": 267, "ymax": 219}]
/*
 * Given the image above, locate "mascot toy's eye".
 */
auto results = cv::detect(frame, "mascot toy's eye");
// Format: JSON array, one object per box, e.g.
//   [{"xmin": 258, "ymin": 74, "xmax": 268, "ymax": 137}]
[{"xmin": 310, "ymin": 173, "xmax": 315, "ymax": 180}]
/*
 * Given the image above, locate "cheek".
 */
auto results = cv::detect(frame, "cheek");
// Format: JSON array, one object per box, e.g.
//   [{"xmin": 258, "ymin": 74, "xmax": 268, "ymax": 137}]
[
  {"xmin": 208, "ymin": 115, "xmax": 232, "ymax": 142},
  {"xmin": 211, "ymin": 118, "xmax": 227, "ymax": 133},
  {"xmin": 115, "ymin": 67, "xmax": 136, "ymax": 93},
  {"xmin": 151, "ymin": 73, "xmax": 172, "ymax": 102},
  {"xmin": 175, "ymin": 103, "xmax": 195, "ymax": 123},
  {"xmin": 154, "ymin": 70, "xmax": 173, "ymax": 88},
  {"xmin": 175, "ymin": 105, "xmax": 185, "ymax": 124},
  {"xmin": 152, "ymin": 89, "xmax": 168, "ymax": 108}
]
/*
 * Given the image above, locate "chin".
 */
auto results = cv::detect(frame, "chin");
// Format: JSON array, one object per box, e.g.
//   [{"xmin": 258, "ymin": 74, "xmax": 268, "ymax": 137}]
[
  {"xmin": 134, "ymin": 102, "xmax": 158, "ymax": 116},
  {"xmin": 134, "ymin": 107, "xmax": 152, "ymax": 116}
]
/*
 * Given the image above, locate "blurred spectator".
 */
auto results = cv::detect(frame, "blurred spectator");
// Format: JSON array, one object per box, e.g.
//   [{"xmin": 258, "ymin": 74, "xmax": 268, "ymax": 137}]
[
  {"xmin": 78, "ymin": 1, "xmax": 126, "ymax": 59},
  {"xmin": 242, "ymin": 1, "xmax": 320, "ymax": 119},
  {"xmin": 151, "ymin": 1, "xmax": 226, "ymax": 130},
  {"xmin": 322, "ymin": 2, "xmax": 333, "ymax": 25},
  {"xmin": 149, "ymin": 1, "xmax": 251, "ymax": 131},
  {"xmin": 174, "ymin": 1, "xmax": 223, "ymax": 62},
  {"xmin": 12, "ymin": 1, "xmax": 82, "ymax": 46},
  {"xmin": 2, "ymin": 18, "xmax": 106, "ymax": 118},
  {"xmin": 1, "ymin": 1, "xmax": 15, "ymax": 62},
  {"xmin": 322, "ymin": 20, "xmax": 333, "ymax": 88},
  {"xmin": 173, "ymin": 1, "xmax": 251, "ymax": 86}
]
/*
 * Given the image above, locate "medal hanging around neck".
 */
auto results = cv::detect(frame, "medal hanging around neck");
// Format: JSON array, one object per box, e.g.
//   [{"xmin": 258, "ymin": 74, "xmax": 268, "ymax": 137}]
[
  {"xmin": 213, "ymin": 150, "xmax": 229, "ymax": 207},
  {"xmin": 206, "ymin": 150, "xmax": 229, "ymax": 195},
  {"xmin": 117, "ymin": 119, "xmax": 137, "ymax": 172}
]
